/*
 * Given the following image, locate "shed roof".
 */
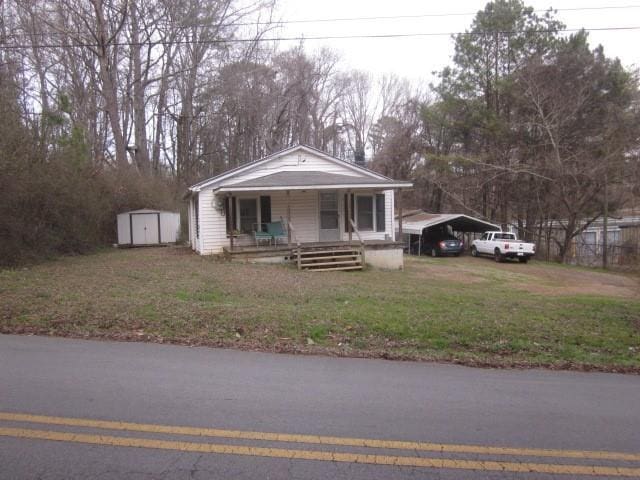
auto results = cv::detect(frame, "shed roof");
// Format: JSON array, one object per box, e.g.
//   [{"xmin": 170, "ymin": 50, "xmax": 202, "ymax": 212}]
[
  {"xmin": 118, "ymin": 209, "xmax": 178, "ymax": 215},
  {"xmin": 216, "ymin": 171, "xmax": 410, "ymax": 192},
  {"xmin": 396, "ymin": 211, "xmax": 500, "ymax": 235}
]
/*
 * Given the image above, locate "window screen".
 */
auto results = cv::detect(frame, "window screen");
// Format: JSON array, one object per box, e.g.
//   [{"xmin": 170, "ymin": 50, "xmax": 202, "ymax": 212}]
[
  {"xmin": 260, "ymin": 196, "xmax": 271, "ymax": 225},
  {"xmin": 357, "ymin": 196, "xmax": 373, "ymax": 231},
  {"xmin": 239, "ymin": 198, "xmax": 257, "ymax": 233}
]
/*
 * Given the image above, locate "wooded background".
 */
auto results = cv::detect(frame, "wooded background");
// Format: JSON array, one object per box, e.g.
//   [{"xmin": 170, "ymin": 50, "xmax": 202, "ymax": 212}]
[{"xmin": 1, "ymin": 0, "xmax": 639, "ymax": 266}]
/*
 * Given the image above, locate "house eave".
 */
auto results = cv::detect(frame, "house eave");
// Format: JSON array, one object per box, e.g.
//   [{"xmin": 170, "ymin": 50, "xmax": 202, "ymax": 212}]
[{"xmin": 214, "ymin": 182, "xmax": 413, "ymax": 193}]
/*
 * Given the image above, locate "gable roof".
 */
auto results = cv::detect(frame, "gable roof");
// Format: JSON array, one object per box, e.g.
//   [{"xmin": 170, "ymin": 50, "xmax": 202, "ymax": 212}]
[{"xmin": 188, "ymin": 144, "xmax": 405, "ymax": 192}]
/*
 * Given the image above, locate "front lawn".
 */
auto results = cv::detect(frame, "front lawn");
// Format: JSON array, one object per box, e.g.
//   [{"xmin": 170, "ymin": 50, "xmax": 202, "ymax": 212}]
[{"xmin": 1, "ymin": 247, "xmax": 639, "ymax": 372}]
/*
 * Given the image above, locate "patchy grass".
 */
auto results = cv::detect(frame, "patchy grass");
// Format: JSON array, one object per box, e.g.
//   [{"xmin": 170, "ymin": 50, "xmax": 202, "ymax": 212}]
[{"xmin": 1, "ymin": 247, "xmax": 639, "ymax": 372}]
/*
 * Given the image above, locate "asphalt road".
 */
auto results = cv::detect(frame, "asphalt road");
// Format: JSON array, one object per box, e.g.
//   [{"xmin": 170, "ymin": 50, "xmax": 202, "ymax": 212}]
[{"xmin": 0, "ymin": 334, "xmax": 638, "ymax": 479}]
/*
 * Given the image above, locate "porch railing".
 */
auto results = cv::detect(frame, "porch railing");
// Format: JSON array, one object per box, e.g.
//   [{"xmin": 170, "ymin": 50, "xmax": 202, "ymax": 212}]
[
  {"xmin": 349, "ymin": 218, "xmax": 366, "ymax": 266},
  {"xmin": 280, "ymin": 216, "xmax": 302, "ymax": 268}
]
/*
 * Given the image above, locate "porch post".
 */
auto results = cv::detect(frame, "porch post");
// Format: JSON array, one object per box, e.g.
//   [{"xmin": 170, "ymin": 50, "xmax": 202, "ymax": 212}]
[
  {"xmin": 347, "ymin": 189, "xmax": 352, "ymax": 243},
  {"xmin": 397, "ymin": 189, "xmax": 403, "ymax": 237},
  {"xmin": 227, "ymin": 193, "xmax": 234, "ymax": 251},
  {"xmin": 286, "ymin": 190, "xmax": 291, "ymax": 246}
]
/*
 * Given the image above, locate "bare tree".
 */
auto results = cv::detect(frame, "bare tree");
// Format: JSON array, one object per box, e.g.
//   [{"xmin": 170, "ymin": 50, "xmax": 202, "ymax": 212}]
[{"xmin": 516, "ymin": 33, "xmax": 640, "ymax": 261}]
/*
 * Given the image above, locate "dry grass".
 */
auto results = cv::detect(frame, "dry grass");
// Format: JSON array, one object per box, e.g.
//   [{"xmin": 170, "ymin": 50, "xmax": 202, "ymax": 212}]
[{"xmin": 1, "ymin": 247, "xmax": 639, "ymax": 372}]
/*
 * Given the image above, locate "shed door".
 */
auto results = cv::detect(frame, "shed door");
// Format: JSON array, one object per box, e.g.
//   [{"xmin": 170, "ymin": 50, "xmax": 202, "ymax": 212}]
[
  {"xmin": 131, "ymin": 213, "xmax": 160, "ymax": 245},
  {"xmin": 319, "ymin": 192, "xmax": 340, "ymax": 242}
]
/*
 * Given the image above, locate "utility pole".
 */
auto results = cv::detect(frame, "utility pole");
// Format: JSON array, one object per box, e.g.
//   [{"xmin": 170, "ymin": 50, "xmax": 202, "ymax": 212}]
[{"xmin": 602, "ymin": 170, "xmax": 608, "ymax": 269}]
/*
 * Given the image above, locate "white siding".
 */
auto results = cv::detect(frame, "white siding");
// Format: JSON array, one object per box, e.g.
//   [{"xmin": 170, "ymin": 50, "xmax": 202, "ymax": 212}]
[
  {"xmin": 190, "ymin": 198, "xmax": 199, "ymax": 252},
  {"xmin": 385, "ymin": 189, "xmax": 394, "ymax": 239},
  {"xmin": 198, "ymin": 189, "xmax": 228, "ymax": 254},
  {"xmin": 159, "ymin": 212, "xmax": 181, "ymax": 243},
  {"xmin": 225, "ymin": 151, "xmax": 365, "ymax": 185},
  {"xmin": 187, "ymin": 201, "xmax": 193, "ymax": 248},
  {"xmin": 390, "ymin": 189, "xmax": 395, "ymax": 241},
  {"xmin": 117, "ymin": 213, "xmax": 130, "ymax": 244},
  {"xmin": 271, "ymin": 190, "xmax": 319, "ymax": 243}
]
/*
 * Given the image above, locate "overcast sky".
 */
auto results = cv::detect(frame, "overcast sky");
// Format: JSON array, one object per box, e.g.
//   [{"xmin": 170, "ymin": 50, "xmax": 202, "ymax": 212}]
[{"xmin": 274, "ymin": 0, "xmax": 640, "ymax": 84}]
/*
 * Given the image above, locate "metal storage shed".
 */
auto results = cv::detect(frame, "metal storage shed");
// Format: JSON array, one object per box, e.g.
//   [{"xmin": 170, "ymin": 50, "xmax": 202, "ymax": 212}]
[{"xmin": 117, "ymin": 209, "xmax": 181, "ymax": 246}]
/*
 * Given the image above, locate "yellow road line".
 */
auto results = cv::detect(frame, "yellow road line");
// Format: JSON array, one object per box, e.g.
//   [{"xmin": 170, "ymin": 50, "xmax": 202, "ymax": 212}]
[
  {"xmin": 1, "ymin": 427, "xmax": 638, "ymax": 477},
  {"xmin": 0, "ymin": 411, "xmax": 638, "ymax": 462}
]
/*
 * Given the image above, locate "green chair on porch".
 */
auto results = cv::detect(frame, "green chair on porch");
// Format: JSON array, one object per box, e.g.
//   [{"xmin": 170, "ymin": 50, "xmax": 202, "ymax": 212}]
[
  {"xmin": 267, "ymin": 221, "xmax": 287, "ymax": 245},
  {"xmin": 253, "ymin": 223, "xmax": 272, "ymax": 247}
]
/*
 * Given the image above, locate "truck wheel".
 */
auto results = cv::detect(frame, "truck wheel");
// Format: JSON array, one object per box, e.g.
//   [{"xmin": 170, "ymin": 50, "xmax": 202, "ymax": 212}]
[
  {"xmin": 494, "ymin": 249, "xmax": 503, "ymax": 263},
  {"xmin": 431, "ymin": 248, "xmax": 438, "ymax": 257},
  {"xmin": 518, "ymin": 257, "xmax": 528, "ymax": 264},
  {"xmin": 471, "ymin": 246, "xmax": 478, "ymax": 257}
]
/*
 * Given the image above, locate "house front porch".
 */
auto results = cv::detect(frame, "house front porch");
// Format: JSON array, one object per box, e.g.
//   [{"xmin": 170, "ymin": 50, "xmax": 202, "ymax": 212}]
[{"xmin": 212, "ymin": 178, "xmax": 407, "ymax": 269}]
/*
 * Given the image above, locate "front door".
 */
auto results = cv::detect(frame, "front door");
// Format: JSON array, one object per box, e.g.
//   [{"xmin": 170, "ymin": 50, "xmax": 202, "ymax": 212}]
[{"xmin": 319, "ymin": 192, "xmax": 340, "ymax": 241}]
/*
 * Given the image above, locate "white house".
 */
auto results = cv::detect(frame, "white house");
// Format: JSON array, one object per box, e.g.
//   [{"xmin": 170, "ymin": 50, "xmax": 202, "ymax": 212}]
[{"xmin": 186, "ymin": 145, "xmax": 412, "ymax": 270}]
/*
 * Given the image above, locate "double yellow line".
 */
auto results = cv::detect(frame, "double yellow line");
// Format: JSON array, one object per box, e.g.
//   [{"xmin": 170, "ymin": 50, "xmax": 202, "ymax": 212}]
[{"xmin": 1, "ymin": 412, "xmax": 638, "ymax": 477}]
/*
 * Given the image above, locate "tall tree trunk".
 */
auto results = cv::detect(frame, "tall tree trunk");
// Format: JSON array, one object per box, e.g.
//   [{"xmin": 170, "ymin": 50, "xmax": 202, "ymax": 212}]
[
  {"xmin": 130, "ymin": 3, "xmax": 149, "ymax": 171},
  {"xmin": 91, "ymin": 0, "xmax": 128, "ymax": 168}
]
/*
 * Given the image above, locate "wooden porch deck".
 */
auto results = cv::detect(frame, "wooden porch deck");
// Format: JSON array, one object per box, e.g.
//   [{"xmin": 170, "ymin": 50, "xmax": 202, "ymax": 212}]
[
  {"xmin": 222, "ymin": 240, "xmax": 405, "ymax": 270},
  {"xmin": 222, "ymin": 239, "xmax": 402, "ymax": 255}
]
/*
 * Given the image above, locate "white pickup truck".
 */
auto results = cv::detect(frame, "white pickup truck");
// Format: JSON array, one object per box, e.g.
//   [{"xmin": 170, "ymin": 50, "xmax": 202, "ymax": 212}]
[{"xmin": 471, "ymin": 231, "xmax": 536, "ymax": 263}]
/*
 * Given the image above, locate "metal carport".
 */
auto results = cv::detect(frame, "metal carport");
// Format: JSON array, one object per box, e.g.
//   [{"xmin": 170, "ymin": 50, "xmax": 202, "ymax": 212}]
[{"xmin": 395, "ymin": 211, "xmax": 500, "ymax": 255}]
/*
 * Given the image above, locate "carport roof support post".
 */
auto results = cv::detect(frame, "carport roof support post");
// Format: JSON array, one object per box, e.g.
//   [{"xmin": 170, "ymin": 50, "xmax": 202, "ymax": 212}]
[{"xmin": 397, "ymin": 189, "xmax": 403, "ymax": 236}]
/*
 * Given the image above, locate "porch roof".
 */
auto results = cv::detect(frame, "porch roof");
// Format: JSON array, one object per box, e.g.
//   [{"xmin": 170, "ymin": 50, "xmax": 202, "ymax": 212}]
[{"xmin": 214, "ymin": 171, "xmax": 412, "ymax": 193}]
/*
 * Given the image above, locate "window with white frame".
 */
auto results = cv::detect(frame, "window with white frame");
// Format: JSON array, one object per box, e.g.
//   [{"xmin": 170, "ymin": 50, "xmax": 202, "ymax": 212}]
[
  {"xmin": 355, "ymin": 193, "xmax": 386, "ymax": 232},
  {"xmin": 605, "ymin": 229, "xmax": 620, "ymax": 245},
  {"xmin": 356, "ymin": 196, "xmax": 374, "ymax": 231},
  {"xmin": 228, "ymin": 196, "xmax": 272, "ymax": 234}
]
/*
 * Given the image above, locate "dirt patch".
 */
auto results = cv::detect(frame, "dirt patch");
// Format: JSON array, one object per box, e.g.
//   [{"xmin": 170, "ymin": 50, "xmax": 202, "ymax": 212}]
[
  {"xmin": 408, "ymin": 263, "xmax": 487, "ymax": 285},
  {"xmin": 505, "ymin": 262, "xmax": 640, "ymax": 298},
  {"xmin": 407, "ymin": 256, "xmax": 640, "ymax": 299}
]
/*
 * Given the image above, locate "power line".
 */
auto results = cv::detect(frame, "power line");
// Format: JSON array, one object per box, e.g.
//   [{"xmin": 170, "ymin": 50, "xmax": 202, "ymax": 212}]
[
  {"xmin": 258, "ymin": 4, "xmax": 640, "ymax": 26},
  {"xmin": 6, "ymin": 4, "xmax": 640, "ymax": 37},
  {"xmin": 1, "ymin": 26, "xmax": 639, "ymax": 49}
]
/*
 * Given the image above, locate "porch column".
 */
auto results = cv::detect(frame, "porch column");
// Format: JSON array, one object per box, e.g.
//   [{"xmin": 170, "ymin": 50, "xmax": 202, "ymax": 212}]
[
  {"xmin": 286, "ymin": 190, "xmax": 291, "ymax": 245},
  {"xmin": 397, "ymin": 189, "xmax": 403, "ymax": 237},
  {"xmin": 227, "ymin": 193, "xmax": 234, "ymax": 251},
  {"xmin": 347, "ymin": 189, "xmax": 352, "ymax": 243}
]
